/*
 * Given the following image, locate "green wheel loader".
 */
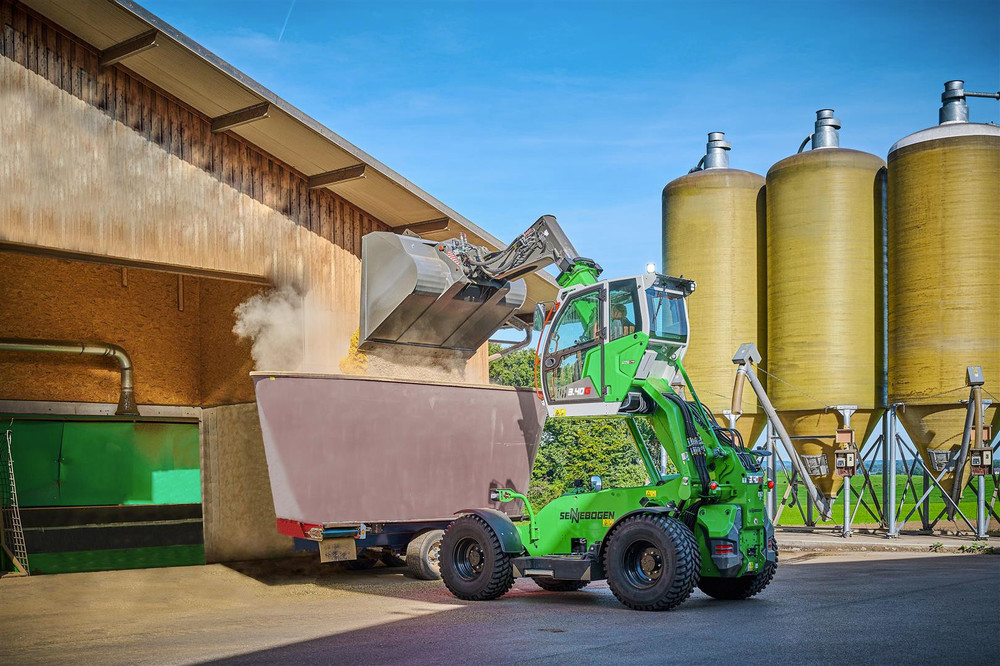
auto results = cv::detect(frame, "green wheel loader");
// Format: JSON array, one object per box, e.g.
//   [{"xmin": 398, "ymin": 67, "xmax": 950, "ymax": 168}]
[{"xmin": 360, "ymin": 214, "xmax": 777, "ymax": 611}]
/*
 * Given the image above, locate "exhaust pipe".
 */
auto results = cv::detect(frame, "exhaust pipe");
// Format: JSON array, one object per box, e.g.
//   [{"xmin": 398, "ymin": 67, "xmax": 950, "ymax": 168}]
[{"xmin": 0, "ymin": 339, "xmax": 138, "ymax": 415}]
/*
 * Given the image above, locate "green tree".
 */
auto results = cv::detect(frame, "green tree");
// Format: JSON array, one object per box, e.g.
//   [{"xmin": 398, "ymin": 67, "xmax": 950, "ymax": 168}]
[{"xmin": 487, "ymin": 343, "xmax": 536, "ymax": 388}]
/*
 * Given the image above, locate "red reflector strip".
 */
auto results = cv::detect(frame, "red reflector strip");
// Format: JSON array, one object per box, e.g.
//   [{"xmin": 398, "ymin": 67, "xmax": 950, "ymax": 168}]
[{"xmin": 714, "ymin": 545, "xmax": 734, "ymax": 554}]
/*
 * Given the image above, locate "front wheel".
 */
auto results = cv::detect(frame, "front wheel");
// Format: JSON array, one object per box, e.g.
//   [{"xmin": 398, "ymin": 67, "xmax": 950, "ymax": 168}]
[
  {"xmin": 604, "ymin": 514, "xmax": 700, "ymax": 611},
  {"xmin": 698, "ymin": 539, "xmax": 778, "ymax": 600},
  {"xmin": 440, "ymin": 516, "xmax": 514, "ymax": 601}
]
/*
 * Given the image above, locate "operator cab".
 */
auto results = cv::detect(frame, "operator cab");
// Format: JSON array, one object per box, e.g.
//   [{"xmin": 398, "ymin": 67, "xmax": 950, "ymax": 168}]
[{"xmin": 538, "ymin": 273, "xmax": 695, "ymax": 418}]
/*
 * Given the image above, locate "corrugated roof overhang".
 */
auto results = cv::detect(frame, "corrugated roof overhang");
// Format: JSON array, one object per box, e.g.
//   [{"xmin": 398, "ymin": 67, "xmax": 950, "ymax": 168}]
[{"xmin": 19, "ymin": 0, "xmax": 558, "ymax": 313}]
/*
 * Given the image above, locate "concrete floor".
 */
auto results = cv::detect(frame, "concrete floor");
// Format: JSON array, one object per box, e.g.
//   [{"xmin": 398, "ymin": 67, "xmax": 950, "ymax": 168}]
[{"xmin": 1, "ymin": 551, "xmax": 997, "ymax": 665}]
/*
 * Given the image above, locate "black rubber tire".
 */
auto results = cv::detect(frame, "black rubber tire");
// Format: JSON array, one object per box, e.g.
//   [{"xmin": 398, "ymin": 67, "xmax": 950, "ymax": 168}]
[
  {"xmin": 532, "ymin": 577, "xmax": 590, "ymax": 592},
  {"xmin": 406, "ymin": 529, "xmax": 444, "ymax": 580},
  {"xmin": 345, "ymin": 548, "xmax": 380, "ymax": 571},
  {"xmin": 380, "ymin": 548, "xmax": 407, "ymax": 568},
  {"xmin": 440, "ymin": 516, "xmax": 514, "ymax": 601},
  {"xmin": 603, "ymin": 514, "xmax": 700, "ymax": 611},
  {"xmin": 698, "ymin": 538, "xmax": 778, "ymax": 600}
]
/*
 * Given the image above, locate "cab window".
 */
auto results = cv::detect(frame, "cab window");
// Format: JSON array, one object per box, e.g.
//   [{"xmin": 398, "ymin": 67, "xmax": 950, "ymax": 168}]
[
  {"xmin": 608, "ymin": 281, "xmax": 641, "ymax": 341},
  {"xmin": 646, "ymin": 288, "xmax": 687, "ymax": 343},
  {"xmin": 547, "ymin": 289, "xmax": 602, "ymax": 355}
]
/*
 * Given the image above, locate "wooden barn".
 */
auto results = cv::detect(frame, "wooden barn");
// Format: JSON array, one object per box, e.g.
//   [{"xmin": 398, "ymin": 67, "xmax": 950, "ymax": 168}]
[{"xmin": 0, "ymin": 0, "xmax": 554, "ymax": 574}]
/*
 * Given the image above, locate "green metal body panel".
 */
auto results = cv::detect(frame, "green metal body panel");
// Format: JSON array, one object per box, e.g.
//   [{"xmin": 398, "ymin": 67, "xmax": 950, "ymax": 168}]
[
  {"xmin": 507, "ymin": 407, "xmax": 770, "ymax": 579},
  {"xmin": 602, "ymin": 332, "xmax": 649, "ymax": 402}
]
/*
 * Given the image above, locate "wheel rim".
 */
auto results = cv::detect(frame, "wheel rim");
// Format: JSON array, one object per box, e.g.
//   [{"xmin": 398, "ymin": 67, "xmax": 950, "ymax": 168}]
[
  {"xmin": 428, "ymin": 537, "xmax": 442, "ymax": 570},
  {"xmin": 622, "ymin": 540, "xmax": 664, "ymax": 589},
  {"xmin": 453, "ymin": 536, "xmax": 486, "ymax": 580}
]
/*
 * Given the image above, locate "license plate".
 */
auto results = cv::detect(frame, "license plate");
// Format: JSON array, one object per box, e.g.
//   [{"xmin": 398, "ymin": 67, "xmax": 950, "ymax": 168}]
[{"xmin": 319, "ymin": 538, "xmax": 356, "ymax": 563}]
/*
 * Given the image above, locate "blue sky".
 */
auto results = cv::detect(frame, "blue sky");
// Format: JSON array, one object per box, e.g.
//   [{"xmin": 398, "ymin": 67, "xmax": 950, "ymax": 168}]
[{"xmin": 142, "ymin": 0, "xmax": 999, "ymax": 281}]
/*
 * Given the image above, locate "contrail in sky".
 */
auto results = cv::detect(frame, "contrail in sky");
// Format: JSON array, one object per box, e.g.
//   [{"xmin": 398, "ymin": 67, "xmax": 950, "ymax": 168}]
[{"xmin": 278, "ymin": 0, "xmax": 296, "ymax": 43}]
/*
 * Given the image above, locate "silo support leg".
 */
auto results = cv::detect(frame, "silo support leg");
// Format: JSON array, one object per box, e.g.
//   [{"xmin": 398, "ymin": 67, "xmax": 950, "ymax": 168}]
[
  {"xmin": 842, "ymin": 476, "xmax": 852, "ymax": 537},
  {"xmin": 976, "ymin": 475, "xmax": 988, "ymax": 539}
]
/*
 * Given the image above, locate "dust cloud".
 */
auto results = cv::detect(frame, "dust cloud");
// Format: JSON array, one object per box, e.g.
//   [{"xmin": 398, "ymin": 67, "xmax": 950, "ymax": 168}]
[
  {"xmin": 233, "ymin": 287, "xmax": 479, "ymax": 382},
  {"xmin": 233, "ymin": 287, "xmax": 343, "ymax": 373}
]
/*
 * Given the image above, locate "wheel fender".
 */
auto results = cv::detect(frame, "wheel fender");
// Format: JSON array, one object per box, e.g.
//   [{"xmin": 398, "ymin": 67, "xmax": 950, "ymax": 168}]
[
  {"xmin": 598, "ymin": 506, "xmax": 676, "ymax": 561},
  {"xmin": 454, "ymin": 508, "xmax": 524, "ymax": 554}
]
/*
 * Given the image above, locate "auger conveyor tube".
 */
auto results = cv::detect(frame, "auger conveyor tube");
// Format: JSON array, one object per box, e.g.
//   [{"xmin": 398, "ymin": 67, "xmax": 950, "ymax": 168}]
[{"xmin": 732, "ymin": 344, "xmax": 833, "ymax": 519}]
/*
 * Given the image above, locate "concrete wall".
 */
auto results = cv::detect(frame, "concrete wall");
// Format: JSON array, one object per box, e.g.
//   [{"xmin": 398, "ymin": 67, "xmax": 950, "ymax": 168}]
[{"xmin": 201, "ymin": 403, "xmax": 293, "ymax": 562}]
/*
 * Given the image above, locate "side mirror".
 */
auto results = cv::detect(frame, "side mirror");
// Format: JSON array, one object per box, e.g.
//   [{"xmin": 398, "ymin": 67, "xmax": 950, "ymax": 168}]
[
  {"xmin": 590, "ymin": 475, "xmax": 603, "ymax": 492},
  {"xmin": 533, "ymin": 302, "xmax": 552, "ymax": 332}
]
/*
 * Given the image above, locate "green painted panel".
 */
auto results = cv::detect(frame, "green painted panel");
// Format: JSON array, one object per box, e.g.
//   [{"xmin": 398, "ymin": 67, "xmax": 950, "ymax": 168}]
[
  {"xmin": 3, "ymin": 420, "xmax": 62, "ymax": 506},
  {"xmin": 3, "ymin": 417, "xmax": 200, "ymax": 507},
  {"xmin": 60, "ymin": 421, "xmax": 134, "ymax": 505},
  {"xmin": 25, "ymin": 544, "xmax": 205, "ymax": 575},
  {"xmin": 149, "ymin": 469, "xmax": 201, "ymax": 505}
]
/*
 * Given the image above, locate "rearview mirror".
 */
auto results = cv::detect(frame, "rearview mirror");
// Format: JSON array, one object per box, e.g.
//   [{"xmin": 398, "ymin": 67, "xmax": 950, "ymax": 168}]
[{"xmin": 590, "ymin": 475, "xmax": 603, "ymax": 492}]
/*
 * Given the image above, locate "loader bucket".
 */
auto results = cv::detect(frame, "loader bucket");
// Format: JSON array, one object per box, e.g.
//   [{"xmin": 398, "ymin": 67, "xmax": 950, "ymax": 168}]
[{"xmin": 360, "ymin": 232, "xmax": 527, "ymax": 352}]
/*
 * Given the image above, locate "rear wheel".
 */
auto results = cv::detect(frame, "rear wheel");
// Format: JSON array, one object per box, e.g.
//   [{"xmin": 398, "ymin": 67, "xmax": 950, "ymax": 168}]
[
  {"xmin": 406, "ymin": 529, "xmax": 444, "ymax": 580},
  {"xmin": 532, "ymin": 577, "xmax": 590, "ymax": 592},
  {"xmin": 604, "ymin": 514, "xmax": 700, "ymax": 611},
  {"xmin": 440, "ymin": 516, "xmax": 514, "ymax": 601},
  {"xmin": 698, "ymin": 539, "xmax": 777, "ymax": 600}
]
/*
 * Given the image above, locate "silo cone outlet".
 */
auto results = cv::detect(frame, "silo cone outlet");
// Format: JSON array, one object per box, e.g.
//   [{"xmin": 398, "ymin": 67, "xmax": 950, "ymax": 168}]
[
  {"xmin": 778, "ymin": 409, "xmax": 883, "ymax": 501},
  {"xmin": 898, "ymin": 404, "xmax": 1000, "ymax": 499}
]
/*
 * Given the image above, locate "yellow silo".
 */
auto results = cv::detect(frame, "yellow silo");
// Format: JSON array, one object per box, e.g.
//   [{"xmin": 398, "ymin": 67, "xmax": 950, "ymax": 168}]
[
  {"xmin": 888, "ymin": 81, "xmax": 1000, "ymax": 497},
  {"xmin": 767, "ymin": 110, "xmax": 886, "ymax": 502},
  {"xmin": 663, "ymin": 132, "xmax": 766, "ymax": 446}
]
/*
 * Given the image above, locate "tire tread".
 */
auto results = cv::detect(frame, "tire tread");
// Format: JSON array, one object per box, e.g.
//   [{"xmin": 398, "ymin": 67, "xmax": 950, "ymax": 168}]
[
  {"xmin": 405, "ymin": 529, "xmax": 443, "ymax": 580},
  {"xmin": 603, "ymin": 514, "xmax": 701, "ymax": 611},
  {"xmin": 441, "ymin": 516, "xmax": 514, "ymax": 601},
  {"xmin": 698, "ymin": 537, "xmax": 778, "ymax": 600}
]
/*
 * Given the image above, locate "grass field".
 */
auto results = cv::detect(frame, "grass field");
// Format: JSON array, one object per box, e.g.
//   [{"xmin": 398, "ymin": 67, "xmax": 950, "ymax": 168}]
[{"xmin": 770, "ymin": 472, "xmax": 998, "ymax": 528}]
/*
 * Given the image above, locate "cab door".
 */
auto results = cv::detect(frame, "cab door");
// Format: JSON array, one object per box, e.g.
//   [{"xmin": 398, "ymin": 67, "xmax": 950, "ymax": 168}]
[{"xmin": 540, "ymin": 284, "xmax": 606, "ymax": 409}]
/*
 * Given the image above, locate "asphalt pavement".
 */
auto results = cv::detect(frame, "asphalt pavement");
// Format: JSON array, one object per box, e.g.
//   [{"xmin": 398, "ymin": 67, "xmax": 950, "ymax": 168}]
[{"xmin": 1, "ymin": 551, "xmax": 997, "ymax": 665}]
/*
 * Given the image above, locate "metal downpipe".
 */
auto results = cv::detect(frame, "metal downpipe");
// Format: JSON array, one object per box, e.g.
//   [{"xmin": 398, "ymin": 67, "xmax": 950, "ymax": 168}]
[{"xmin": 0, "ymin": 339, "xmax": 138, "ymax": 415}]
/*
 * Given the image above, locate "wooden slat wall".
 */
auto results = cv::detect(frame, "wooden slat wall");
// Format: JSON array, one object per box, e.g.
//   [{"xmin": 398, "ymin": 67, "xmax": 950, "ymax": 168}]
[{"xmin": 0, "ymin": 0, "xmax": 382, "ymax": 258}]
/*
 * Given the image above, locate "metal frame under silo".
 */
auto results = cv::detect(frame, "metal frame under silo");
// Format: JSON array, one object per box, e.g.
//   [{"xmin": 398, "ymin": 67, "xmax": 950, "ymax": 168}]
[
  {"xmin": 726, "ymin": 348, "xmax": 997, "ymax": 540},
  {"xmin": 877, "ymin": 372, "xmax": 999, "ymax": 540}
]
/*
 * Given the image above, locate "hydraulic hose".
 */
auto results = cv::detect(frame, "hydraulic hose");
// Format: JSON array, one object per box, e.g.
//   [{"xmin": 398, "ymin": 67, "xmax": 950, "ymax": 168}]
[{"xmin": 663, "ymin": 392, "xmax": 712, "ymax": 492}]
